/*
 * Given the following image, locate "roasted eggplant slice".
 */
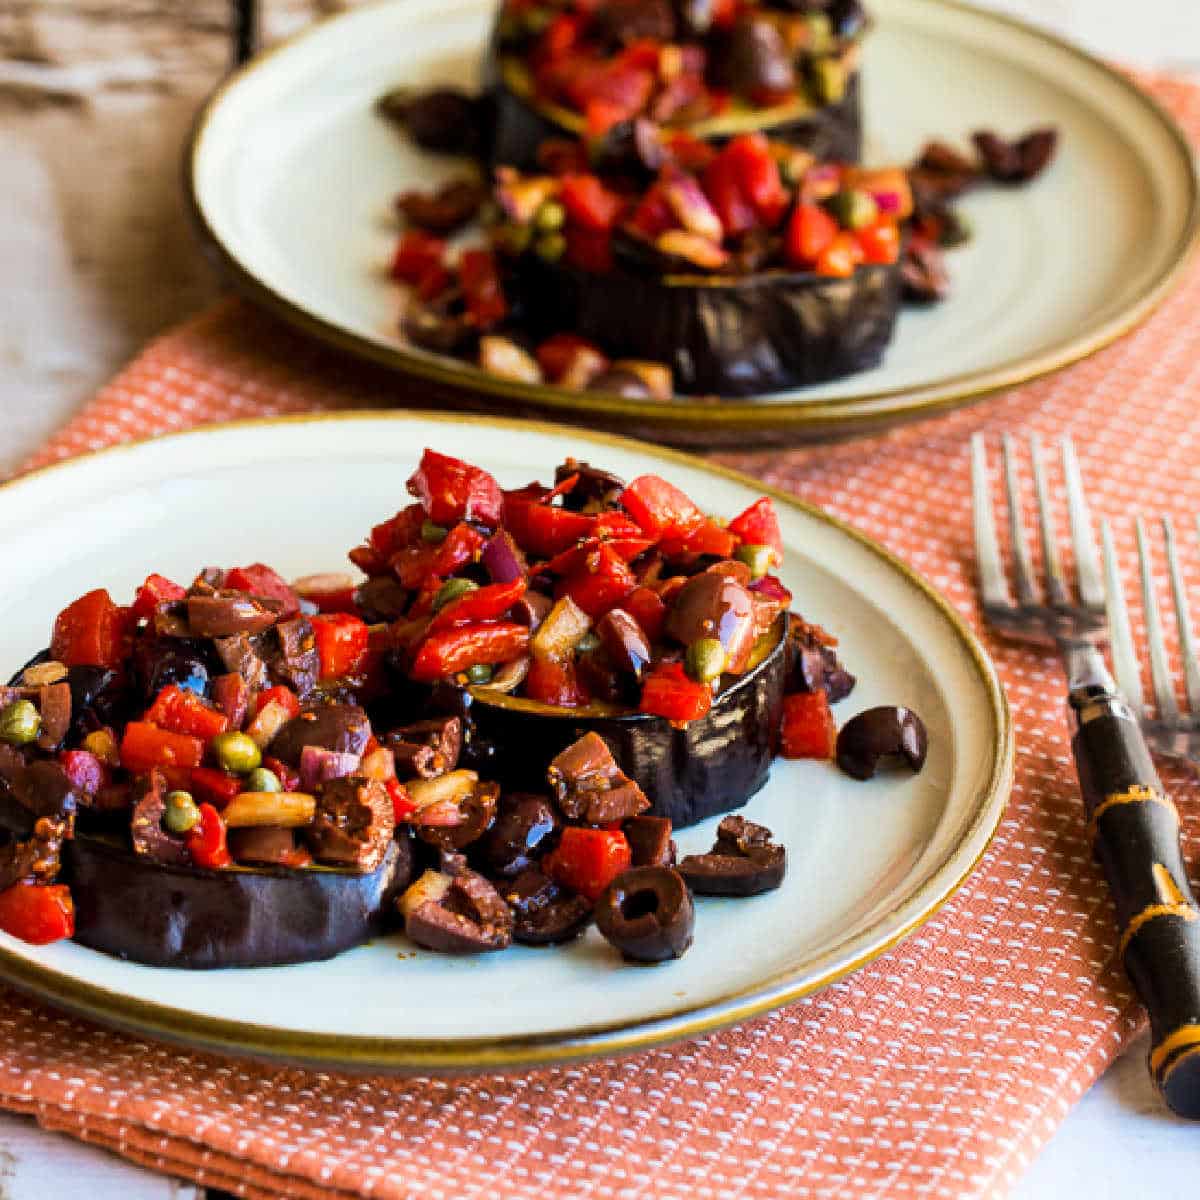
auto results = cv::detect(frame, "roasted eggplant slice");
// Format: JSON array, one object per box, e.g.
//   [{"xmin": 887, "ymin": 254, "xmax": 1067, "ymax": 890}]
[
  {"xmin": 62, "ymin": 834, "xmax": 413, "ymax": 968},
  {"xmin": 461, "ymin": 617, "xmax": 787, "ymax": 829},
  {"xmin": 508, "ymin": 249, "xmax": 901, "ymax": 396}
]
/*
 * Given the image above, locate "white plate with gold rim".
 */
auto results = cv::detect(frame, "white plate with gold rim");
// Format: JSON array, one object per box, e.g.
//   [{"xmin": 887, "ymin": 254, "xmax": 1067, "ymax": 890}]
[
  {"xmin": 184, "ymin": 0, "xmax": 1199, "ymax": 445},
  {"xmin": 0, "ymin": 414, "xmax": 1010, "ymax": 1071}
]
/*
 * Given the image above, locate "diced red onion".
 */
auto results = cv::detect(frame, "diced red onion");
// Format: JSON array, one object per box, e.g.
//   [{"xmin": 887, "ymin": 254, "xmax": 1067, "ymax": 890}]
[
  {"xmin": 482, "ymin": 530, "xmax": 528, "ymax": 584},
  {"xmin": 871, "ymin": 190, "xmax": 903, "ymax": 214},
  {"xmin": 300, "ymin": 745, "xmax": 362, "ymax": 791},
  {"xmin": 749, "ymin": 575, "xmax": 792, "ymax": 603}
]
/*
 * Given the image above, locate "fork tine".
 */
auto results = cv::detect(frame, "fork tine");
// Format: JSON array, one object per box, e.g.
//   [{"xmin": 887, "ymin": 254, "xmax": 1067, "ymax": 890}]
[
  {"xmin": 1163, "ymin": 516, "xmax": 1200, "ymax": 715},
  {"xmin": 970, "ymin": 435, "xmax": 1013, "ymax": 609},
  {"xmin": 1001, "ymin": 434, "xmax": 1039, "ymax": 607},
  {"xmin": 1102, "ymin": 520, "xmax": 1145, "ymax": 714},
  {"xmin": 1136, "ymin": 516, "xmax": 1179, "ymax": 722},
  {"xmin": 1030, "ymin": 433, "xmax": 1069, "ymax": 607},
  {"xmin": 1061, "ymin": 436, "xmax": 1105, "ymax": 612}
]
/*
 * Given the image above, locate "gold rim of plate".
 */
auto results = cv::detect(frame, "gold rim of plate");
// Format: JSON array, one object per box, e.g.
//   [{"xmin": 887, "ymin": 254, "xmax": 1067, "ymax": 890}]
[
  {"xmin": 0, "ymin": 411, "xmax": 1014, "ymax": 1072},
  {"xmin": 181, "ymin": 0, "xmax": 1200, "ymax": 439}
]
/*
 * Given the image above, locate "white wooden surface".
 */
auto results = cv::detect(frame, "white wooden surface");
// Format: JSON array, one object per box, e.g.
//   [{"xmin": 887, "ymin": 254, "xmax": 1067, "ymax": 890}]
[{"xmin": 1, "ymin": 1, "xmax": 1198, "ymax": 1196}]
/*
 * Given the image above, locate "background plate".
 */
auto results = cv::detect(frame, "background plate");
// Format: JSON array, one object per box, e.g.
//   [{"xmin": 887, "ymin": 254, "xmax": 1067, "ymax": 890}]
[
  {"xmin": 186, "ymin": 0, "xmax": 1199, "ymax": 445},
  {"xmin": 0, "ymin": 416, "xmax": 1010, "ymax": 1072}
]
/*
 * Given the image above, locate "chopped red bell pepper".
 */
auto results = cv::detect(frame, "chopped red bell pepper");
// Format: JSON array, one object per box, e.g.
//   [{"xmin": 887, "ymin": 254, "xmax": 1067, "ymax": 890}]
[
  {"xmin": 661, "ymin": 518, "xmax": 738, "ymax": 559},
  {"xmin": 560, "ymin": 174, "xmax": 626, "ymax": 232},
  {"xmin": 565, "ymin": 227, "xmax": 615, "ymax": 273},
  {"xmin": 428, "ymin": 578, "xmax": 527, "ymax": 633},
  {"xmin": 816, "ymin": 232, "xmax": 861, "ymax": 278},
  {"xmin": 558, "ymin": 543, "xmax": 636, "ymax": 618},
  {"xmin": 409, "ymin": 622, "xmax": 531, "ymax": 682},
  {"xmin": 292, "ymin": 572, "xmax": 359, "ymax": 614},
  {"xmin": 131, "ymin": 573, "xmax": 186, "ymax": 623},
  {"xmin": 785, "ymin": 202, "xmax": 838, "ymax": 269},
  {"xmin": 189, "ymin": 766, "xmax": 244, "ymax": 810},
  {"xmin": 780, "ymin": 691, "xmax": 837, "ymax": 759},
  {"xmin": 311, "ymin": 613, "xmax": 370, "ymax": 680},
  {"xmin": 624, "ymin": 586, "xmax": 667, "ymax": 643},
  {"xmin": 58, "ymin": 749, "xmax": 108, "ymax": 797},
  {"xmin": 391, "ymin": 521, "xmax": 486, "ymax": 589},
  {"xmin": 639, "ymin": 661, "xmax": 713, "ymax": 724},
  {"xmin": 254, "ymin": 685, "xmax": 301, "ymax": 720},
  {"xmin": 627, "ymin": 180, "xmax": 678, "ymax": 239},
  {"xmin": 386, "ymin": 778, "xmax": 417, "ymax": 822},
  {"xmin": 186, "ymin": 802, "xmax": 232, "ymax": 869},
  {"xmin": 51, "ymin": 589, "xmax": 129, "ymax": 669},
  {"xmin": 728, "ymin": 496, "xmax": 784, "ymax": 561},
  {"xmin": 224, "ymin": 564, "xmax": 301, "ymax": 617},
  {"xmin": 391, "ymin": 229, "xmax": 446, "ymax": 284},
  {"xmin": 537, "ymin": 11, "xmax": 586, "ymax": 60},
  {"xmin": 504, "ymin": 494, "xmax": 596, "ymax": 558},
  {"xmin": 119, "ymin": 722, "xmax": 204, "ymax": 773},
  {"xmin": 855, "ymin": 220, "xmax": 901, "ymax": 265},
  {"xmin": 368, "ymin": 503, "xmax": 426, "ymax": 563},
  {"xmin": 145, "ymin": 685, "xmax": 229, "ymax": 742},
  {"xmin": 620, "ymin": 475, "xmax": 707, "ymax": 542},
  {"xmin": 0, "ymin": 882, "xmax": 74, "ymax": 945},
  {"xmin": 543, "ymin": 827, "xmax": 632, "ymax": 901},
  {"xmin": 407, "ymin": 449, "xmax": 504, "ymax": 530},
  {"xmin": 710, "ymin": 0, "xmax": 739, "ymax": 30},
  {"xmin": 704, "ymin": 135, "xmax": 788, "ymax": 236},
  {"xmin": 458, "ymin": 249, "xmax": 508, "ymax": 329},
  {"xmin": 263, "ymin": 755, "xmax": 301, "ymax": 794},
  {"xmin": 702, "ymin": 154, "xmax": 756, "ymax": 237},
  {"xmin": 524, "ymin": 654, "xmax": 587, "ymax": 707}
]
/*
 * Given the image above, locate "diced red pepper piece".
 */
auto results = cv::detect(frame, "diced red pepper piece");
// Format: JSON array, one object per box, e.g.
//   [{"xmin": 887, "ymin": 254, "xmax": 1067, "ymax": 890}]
[
  {"xmin": 565, "ymin": 227, "xmax": 615, "ymax": 273},
  {"xmin": 224, "ymin": 564, "xmax": 301, "ymax": 617},
  {"xmin": 558, "ymin": 543, "xmax": 636, "ymax": 619},
  {"xmin": 535, "ymin": 333, "xmax": 607, "ymax": 381},
  {"xmin": 368, "ymin": 503, "xmax": 426, "ymax": 563},
  {"xmin": 254, "ymin": 685, "xmax": 301, "ymax": 720},
  {"xmin": 815, "ymin": 232, "xmax": 861, "ymax": 278},
  {"xmin": 391, "ymin": 229, "xmax": 446, "ymax": 284},
  {"xmin": 186, "ymin": 802, "xmax": 232, "ymax": 869},
  {"xmin": 50, "ymin": 589, "xmax": 128, "ymax": 669},
  {"xmin": 710, "ymin": 0, "xmax": 739, "ymax": 30},
  {"xmin": 189, "ymin": 766, "xmax": 244, "ymax": 810},
  {"xmin": 560, "ymin": 175, "xmax": 626, "ymax": 233},
  {"xmin": 458, "ymin": 248, "xmax": 508, "ymax": 328},
  {"xmin": 386, "ymin": 778, "xmax": 417, "ymax": 822},
  {"xmin": 0, "ymin": 882, "xmax": 74, "ymax": 945},
  {"xmin": 661, "ymin": 518, "xmax": 738, "ymax": 559},
  {"xmin": 311, "ymin": 613, "xmax": 370, "ymax": 680},
  {"xmin": 263, "ymin": 755, "xmax": 301, "ymax": 794},
  {"xmin": 211, "ymin": 673, "xmax": 250, "ymax": 729},
  {"xmin": 639, "ymin": 661, "xmax": 713, "ymax": 724},
  {"xmin": 625, "ymin": 586, "xmax": 667, "ymax": 643},
  {"xmin": 780, "ymin": 691, "xmax": 837, "ymax": 759},
  {"xmin": 524, "ymin": 655, "xmax": 587, "ymax": 707},
  {"xmin": 543, "ymin": 827, "xmax": 632, "ymax": 901},
  {"xmin": 620, "ymin": 475, "xmax": 706, "ymax": 542},
  {"xmin": 58, "ymin": 749, "xmax": 108, "ymax": 797},
  {"xmin": 725, "ymin": 134, "xmax": 789, "ymax": 227},
  {"xmin": 855, "ymin": 220, "xmax": 902, "ymax": 265},
  {"xmin": 391, "ymin": 521, "xmax": 486, "ymax": 590},
  {"xmin": 627, "ymin": 180, "xmax": 678, "ymax": 239},
  {"xmin": 428, "ymin": 578, "xmax": 527, "ymax": 633},
  {"xmin": 131, "ymin": 573, "xmax": 186, "ymax": 623},
  {"xmin": 503, "ymin": 494, "xmax": 596, "ymax": 558},
  {"xmin": 537, "ymin": 11, "xmax": 586, "ymax": 60},
  {"xmin": 702, "ymin": 153, "xmax": 756, "ymax": 237},
  {"xmin": 292, "ymin": 572, "xmax": 359, "ymax": 614},
  {"xmin": 409, "ymin": 622, "xmax": 531, "ymax": 682},
  {"xmin": 785, "ymin": 202, "xmax": 838, "ymax": 269},
  {"xmin": 119, "ymin": 722, "xmax": 204, "ymax": 773},
  {"xmin": 145, "ymin": 685, "xmax": 229, "ymax": 742},
  {"xmin": 728, "ymin": 496, "xmax": 784, "ymax": 561},
  {"xmin": 407, "ymin": 449, "xmax": 504, "ymax": 529}
]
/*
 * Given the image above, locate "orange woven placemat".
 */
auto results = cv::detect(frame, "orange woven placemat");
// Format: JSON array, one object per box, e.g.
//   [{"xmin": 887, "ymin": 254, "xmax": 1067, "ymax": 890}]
[{"xmin": 5, "ymin": 72, "xmax": 1199, "ymax": 1200}]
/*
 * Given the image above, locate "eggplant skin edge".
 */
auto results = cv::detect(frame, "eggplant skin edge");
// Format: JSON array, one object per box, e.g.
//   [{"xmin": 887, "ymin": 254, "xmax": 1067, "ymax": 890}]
[
  {"xmin": 486, "ymin": 61, "xmax": 863, "ymax": 170},
  {"xmin": 509, "ymin": 251, "xmax": 903, "ymax": 397},
  {"xmin": 467, "ymin": 617, "xmax": 788, "ymax": 830},
  {"xmin": 62, "ymin": 836, "xmax": 413, "ymax": 970}
]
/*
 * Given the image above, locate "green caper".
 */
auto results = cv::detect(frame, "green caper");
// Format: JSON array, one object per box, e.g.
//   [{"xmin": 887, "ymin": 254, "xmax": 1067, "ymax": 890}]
[
  {"xmin": 534, "ymin": 200, "xmax": 566, "ymax": 233},
  {"xmin": 736, "ymin": 543, "xmax": 774, "ymax": 580},
  {"xmin": 534, "ymin": 233, "xmax": 566, "ymax": 263},
  {"xmin": 576, "ymin": 632, "xmax": 601, "ymax": 654},
  {"xmin": 164, "ymin": 790, "xmax": 201, "ymax": 835},
  {"xmin": 824, "ymin": 189, "xmax": 878, "ymax": 231},
  {"xmin": 433, "ymin": 577, "xmax": 479, "ymax": 612},
  {"xmin": 244, "ymin": 767, "xmax": 282, "ymax": 793},
  {"xmin": 685, "ymin": 638, "xmax": 727, "ymax": 685},
  {"xmin": 809, "ymin": 56, "xmax": 846, "ymax": 104},
  {"xmin": 465, "ymin": 663, "xmax": 494, "ymax": 685},
  {"xmin": 421, "ymin": 518, "xmax": 448, "ymax": 544},
  {"xmin": 212, "ymin": 730, "xmax": 262, "ymax": 774},
  {"xmin": 0, "ymin": 700, "xmax": 40, "ymax": 746}
]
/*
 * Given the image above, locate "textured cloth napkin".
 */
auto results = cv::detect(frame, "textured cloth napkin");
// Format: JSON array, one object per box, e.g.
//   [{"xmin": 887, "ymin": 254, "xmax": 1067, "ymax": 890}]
[{"xmin": 5, "ymin": 71, "xmax": 1200, "ymax": 1200}]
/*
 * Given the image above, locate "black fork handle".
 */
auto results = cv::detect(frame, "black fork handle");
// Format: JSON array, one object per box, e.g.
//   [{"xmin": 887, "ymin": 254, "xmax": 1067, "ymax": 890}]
[{"xmin": 1071, "ymin": 689, "xmax": 1200, "ymax": 1118}]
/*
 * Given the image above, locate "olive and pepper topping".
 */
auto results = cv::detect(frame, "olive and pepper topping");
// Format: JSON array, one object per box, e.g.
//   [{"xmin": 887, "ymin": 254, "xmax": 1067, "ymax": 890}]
[
  {"xmin": 835, "ymin": 706, "xmax": 928, "ymax": 780},
  {"xmin": 677, "ymin": 815, "xmax": 785, "ymax": 896},
  {"xmin": 595, "ymin": 866, "xmax": 695, "ymax": 962}
]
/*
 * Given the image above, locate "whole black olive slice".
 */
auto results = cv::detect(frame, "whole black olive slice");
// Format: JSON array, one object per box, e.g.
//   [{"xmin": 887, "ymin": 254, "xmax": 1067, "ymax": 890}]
[
  {"xmin": 595, "ymin": 866, "xmax": 694, "ymax": 962},
  {"xmin": 677, "ymin": 815, "xmax": 785, "ymax": 896},
  {"xmin": 835, "ymin": 706, "xmax": 928, "ymax": 780}
]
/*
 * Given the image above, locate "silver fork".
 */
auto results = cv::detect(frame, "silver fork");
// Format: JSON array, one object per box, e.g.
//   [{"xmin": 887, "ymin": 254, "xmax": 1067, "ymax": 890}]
[{"xmin": 971, "ymin": 433, "xmax": 1200, "ymax": 1120}]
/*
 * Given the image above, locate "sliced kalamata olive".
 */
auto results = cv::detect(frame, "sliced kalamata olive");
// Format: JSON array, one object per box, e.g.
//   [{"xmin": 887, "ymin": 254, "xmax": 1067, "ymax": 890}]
[
  {"xmin": 505, "ymin": 869, "xmax": 593, "ymax": 945},
  {"xmin": 269, "ymin": 704, "xmax": 372, "ymax": 766},
  {"xmin": 129, "ymin": 641, "xmax": 210, "ymax": 705},
  {"xmin": 386, "ymin": 716, "xmax": 462, "ymax": 779},
  {"xmin": 595, "ymin": 0, "xmax": 676, "ymax": 46},
  {"xmin": 665, "ymin": 573, "xmax": 757, "ymax": 671},
  {"xmin": 187, "ymin": 593, "xmax": 279, "ymax": 638},
  {"xmin": 591, "ymin": 118, "xmax": 667, "ymax": 180},
  {"xmin": 916, "ymin": 139, "xmax": 978, "ymax": 177},
  {"xmin": 901, "ymin": 240, "xmax": 951, "ymax": 304},
  {"xmin": 214, "ymin": 633, "xmax": 271, "ymax": 693},
  {"xmin": 547, "ymin": 733, "xmax": 650, "ymax": 824},
  {"xmin": 396, "ymin": 178, "xmax": 485, "ymax": 234},
  {"xmin": 273, "ymin": 617, "xmax": 319, "ymax": 698},
  {"xmin": 475, "ymin": 792, "xmax": 560, "ymax": 878},
  {"xmin": 973, "ymin": 128, "xmax": 1057, "ymax": 184},
  {"xmin": 305, "ymin": 776, "xmax": 394, "ymax": 871},
  {"xmin": 1014, "ymin": 128, "xmax": 1058, "ymax": 180},
  {"xmin": 596, "ymin": 609, "xmax": 652, "ymax": 679},
  {"xmin": 417, "ymin": 780, "xmax": 498, "ymax": 852},
  {"xmin": 401, "ymin": 862, "xmax": 513, "ymax": 953},
  {"xmin": 355, "ymin": 576, "xmax": 410, "ymax": 623},
  {"xmin": 555, "ymin": 458, "xmax": 626, "ymax": 512},
  {"xmin": 677, "ymin": 815, "xmax": 785, "ymax": 896},
  {"xmin": 377, "ymin": 87, "xmax": 484, "ymax": 156},
  {"xmin": 35, "ymin": 682, "xmax": 71, "ymax": 751},
  {"xmin": 729, "ymin": 14, "xmax": 796, "ymax": 99},
  {"xmin": 11, "ymin": 760, "xmax": 78, "ymax": 823},
  {"xmin": 625, "ymin": 815, "xmax": 676, "ymax": 868},
  {"xmin": 595, "ymin": 866, "xmax": 694, "ymax": 962},
  {"xmin": 576, "ymin": 651, "xmax": 626, "ymax": 705},
  {"xmin": 129, "ymin": 770, "xmax": 189, "ymax": 867},
  {"xmin": 835, "ymin": 706, "xmax": 928, "ymax": 780}
]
